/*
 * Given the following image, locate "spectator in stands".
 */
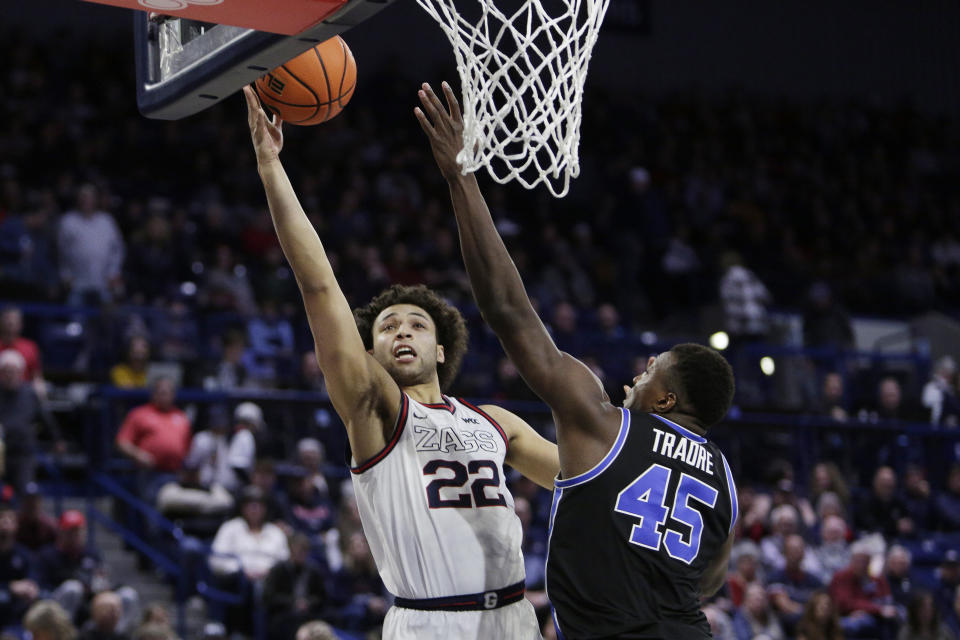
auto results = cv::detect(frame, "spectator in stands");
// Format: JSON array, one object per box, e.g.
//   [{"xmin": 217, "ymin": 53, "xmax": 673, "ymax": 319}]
[
  {"xmin": 154, "ymin": 298, "xmax": 199, "ymax": 365},
  {"xmin": 510, "ymin": 474, "xmax": 552, "ymax": 537},
  {"xmin": 816, "ymin": 373, "xmax": 850, "ymax": 422},
  {"xmin": 762, "ymin": 505, "xmax": 819, "ymax": 573},
  {"xmin": 950, "ymin": 585, "xmax": 960, "ymax": 636},
  {"xmin": 125, "ymin": 212, "xmax": 179, "ymax": 306},
  {"xmin": 703, "ymin": 603, "xmax": 736, "ymax": 640},
  {"xmin": 115, "ymin": 377, "xmax": 191, "ymax": 473},
  {"xmin": 0, "ymin": 503, "xmax": 38, "ymax": 629},
  {"xmin": 515, "ymin": 495, "xmax": 546, "ymax": 592},
  {"xmin": 283, "ymin": 471, "xmax": 335, "ymax": 539},
  {"xmin": 295, "ymin": 351, "xmax": 327, "ymax": 395},
  {"xmin": 35, "ymin": 511, "xmax": 139, "ymax": 632},
  {"xmin": 155, "ymin": 457, "xmax": 234, "ymax": 524},
  {"xmin": 263, "ymin": 533, "xmax": 329, "ymax": 640},
  {"xmin": 295, "ymin": 620, "xmax": 337, "ymax": 640},
  {"xmin": 861, "ymin": 377, "xmax": 924, "ymax": 423},
  {"xmin": 23, "ymin": 600, "xmax": 77, "ymax": 640},
  {"xmin": 737, "ymin": 484, "xmax": 772, "ymax": 541},
  {"xmin": 936, "ymin": 465, "xmax": 960, "ymax": 532},
  {"xmin": 803, "ymin": 282, "xmax": 854, "ymax": 351},
  {"xmin": 323, "ymin": 493, "xmax": 362, "ymax": 573},
  {"xmin": 854, "ymin": 466, "xmax": 913, "ymax": 538},
  {"xmin": 903, "ymin": 464, "xmax": 937, "ymax": 531},
  {"xmin": 548, "ymin": 301, "xmax": 579, "ymax": 353},
  {"xmin": 0, "ymin": 192, "xmax": 60, "ymax": 301},
  {"xmin": 771, "ymin": 477, "xmax": 817, "ymax": 532},
  {"xmin": 328, "ymin": 530, "xmax": 388, "ymax": 632},
  {"xmin": 16, "ymin": 483, "xmax": 58, "ymax": 550},
  {"xmin": 815, "ymin": 492, "xmax": 847, "ymax": 531},
  {"xmin": 78, "ymin": 591, "xmax": 126, "ymax": 640},
  {"xmin": 246, "ymin": 298, "xmax": 295, "ymax": 385},
  {"xmin": 198, "ymin": 244, "xmax": 256, "ymax": 315},
  {"xmin": 130, "ymin": 626, "xmax": 174, "ymax": 640},
  {"xmin": 0, "ymin": 349, "xmax": 63, "ymax": 491},
  {"xmin": 186, "ymin": 402, "xmax": 259, "ymax": 493},
  {"xmin": 732, "ymin": 583, "xmax": 785, "ymax": 640},
  {"xmin": 249, "ymin": 459, "xmax": 284, "ymax": 524},
  {"xmin": 109, "ymin": 336, "xmax": 151, "ymax": 389},
  {"xmin": 814, "ymin": 515, "xmax": 852, "ymax": 584},
  {"xmin": 922, "ymin": 356, "xmax": 960, "ymax": 427},
  {"xmin": 886, "ymin": 545, "xmax": 916, "ymax": 611},
  {"xmin": 769, "ymin": 534, "xmax": 825, "ymax": 633},
  {"xmin": 182, "ymin": 404, "xmax": 233, "ymax": 491},
  {"xmin": 829, "ymin": 537, "xmax": 898, "ymax": 639},
  {"xmin": 137, "ymin": 605, "xmax": 170, "ymax": 630},
  {"xmin": 810, "ymin": 462, "xmax": 851, "ymax": 513},
  {"xmin": 935, "ymin": 551, "xmax": 960, "ymax": 630},
  {"xmin": 719, "ymin": 251, "xmax": 771, "ymax": 342},
  {"xmin": 294, "ymin": 438, "xmax": 331, "ymax": 499},
  {"xmin": 209, "ymin": 486, "xmax": 289, "ymax": 582},
  {"xmin": 0, "ymin": 306, "xmax": 43, "ymax": 385},
  {"xmin": 229, "ymin": 402, "xmax": 262, "ymax": 481},
  {"xmin": 897, "ymin": 591, "xmax": 957, "ymax": 640},
  {"xmin": 794, "ymin": 591, "xmax": 844, "ymax": 640},
  {"xmin": 728, "ymin": 541, "xmax": 764, "ymax": 609},
  {"xmin": 133, "ymin": 604, "xmax": 176, "ymax": 640},
  {"xmin": 205, "ymin": 330, "xmax": 257, "ymax": 391},
  {"xmin": 57, "ymin": 183, "xmax": 125, "ymax": 306}
]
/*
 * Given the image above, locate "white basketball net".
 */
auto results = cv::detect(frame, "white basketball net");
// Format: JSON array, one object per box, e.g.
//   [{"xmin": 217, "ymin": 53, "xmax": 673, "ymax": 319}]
[{"xmin": 415, "ymin": 0, "xmax": 610, "ymax": 197}]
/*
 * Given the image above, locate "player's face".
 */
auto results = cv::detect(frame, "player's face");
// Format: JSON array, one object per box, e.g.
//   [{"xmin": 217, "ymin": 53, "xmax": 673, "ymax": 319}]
[
  {"xmin": 622, "ymin": 352, "xmax": 674, "ymax": 412},
  {"xmin": 371, "ymin": 304, "xmax": 445, "ymax": 388}
]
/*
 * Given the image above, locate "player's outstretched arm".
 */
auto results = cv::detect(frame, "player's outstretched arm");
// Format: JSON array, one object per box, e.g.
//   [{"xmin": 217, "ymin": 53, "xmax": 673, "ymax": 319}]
[
  {"xmin": 244, "ymin": 86, "xmax": 400, "ymax": 463},
  {"xmin": 415, "ymin": 83, "xmax": 621, "ymax": 471}
]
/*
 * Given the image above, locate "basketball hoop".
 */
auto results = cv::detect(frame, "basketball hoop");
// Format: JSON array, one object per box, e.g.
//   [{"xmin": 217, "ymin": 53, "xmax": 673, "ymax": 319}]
[{"xmin": 415, "ymin": 0, "xmax": 610, "ymax": 197}]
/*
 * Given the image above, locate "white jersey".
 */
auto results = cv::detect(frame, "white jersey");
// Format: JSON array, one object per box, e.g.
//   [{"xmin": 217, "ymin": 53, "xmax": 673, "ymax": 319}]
[{"xmin": 350, "ymin": 393, "xmax": 526, "ymax": 599}]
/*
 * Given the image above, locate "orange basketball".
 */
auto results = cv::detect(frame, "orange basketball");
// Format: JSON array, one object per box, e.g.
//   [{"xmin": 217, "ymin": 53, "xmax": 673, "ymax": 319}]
[{"xmin": 255, "ymin": 36, "xmax": 356, "ymax": 126}]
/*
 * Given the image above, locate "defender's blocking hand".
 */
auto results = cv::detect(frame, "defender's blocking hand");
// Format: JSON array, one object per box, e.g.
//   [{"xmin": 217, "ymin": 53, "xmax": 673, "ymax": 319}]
[{"xmin": 415, "ymin": 81, "xmax": 465, "ymax": 181}]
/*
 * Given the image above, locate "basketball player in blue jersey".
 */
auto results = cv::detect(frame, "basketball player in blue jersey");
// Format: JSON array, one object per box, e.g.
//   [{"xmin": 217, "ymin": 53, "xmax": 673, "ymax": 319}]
[
  {"xmin": 242, "ymin": 86, "xmax": 557, "ymax": 639},
  {"xmin": 416, "ymin": 82, "xmax": 738, "ymax": 639}
]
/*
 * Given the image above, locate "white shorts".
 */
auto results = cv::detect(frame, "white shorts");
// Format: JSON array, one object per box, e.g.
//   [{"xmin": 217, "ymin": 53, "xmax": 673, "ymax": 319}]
[{"xmin": 383, "ymin": 598, "xmax": 542, "ymax": 640}]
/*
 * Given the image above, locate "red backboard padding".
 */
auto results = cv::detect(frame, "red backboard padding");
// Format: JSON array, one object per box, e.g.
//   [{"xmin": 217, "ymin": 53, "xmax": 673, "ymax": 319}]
[{"xmin": 82, "ymin": 0, "xmax": 348, "ymax": 36}]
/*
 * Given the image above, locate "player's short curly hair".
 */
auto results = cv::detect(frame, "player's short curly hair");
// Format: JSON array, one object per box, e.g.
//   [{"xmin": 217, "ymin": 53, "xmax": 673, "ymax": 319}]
[
  {"xmin": 668, "ymin": 343, "xmax": 735, "ymax": 429},
  {"xmin": 354, "ymin": 284, "xmax": 468, "ymax": 391}
]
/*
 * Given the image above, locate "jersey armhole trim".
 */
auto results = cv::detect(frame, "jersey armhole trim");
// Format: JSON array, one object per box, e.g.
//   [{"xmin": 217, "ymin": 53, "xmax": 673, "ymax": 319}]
[
  {"xmin": 720, "ymin": 452, "xmax": 738, "ymax": 535},
  {"xmin": 458, "ymin": 398, "xmax": 509, "ymax": 451},
  {"xmin": 554, "ymin": 408, "xmax": 630, "ymax": 488},
  {"xmin": 350, "ymin": 393, "xmax": 409, "ymax": 474}
]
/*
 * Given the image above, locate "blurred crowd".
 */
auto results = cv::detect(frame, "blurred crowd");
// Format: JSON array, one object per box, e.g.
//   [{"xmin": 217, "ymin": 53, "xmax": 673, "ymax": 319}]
[{"xmin": 0, "ymin": 24, "xmax": 959, "ymax": 640}]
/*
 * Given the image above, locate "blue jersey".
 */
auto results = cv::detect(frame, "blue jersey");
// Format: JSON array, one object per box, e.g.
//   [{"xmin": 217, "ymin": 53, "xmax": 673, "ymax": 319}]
[{"xmin": 546, "ymin": 409, "xmax": 737, "ymax": 639}]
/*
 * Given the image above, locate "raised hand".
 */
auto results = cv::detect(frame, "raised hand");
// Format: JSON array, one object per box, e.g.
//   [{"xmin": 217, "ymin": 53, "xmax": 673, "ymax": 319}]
[
  {"xmin": 414, "ymin": 81, "xmax": 465, "ymax": 181},
  {"xmin": 243, "ymin": 85, "xmax": 284, "ymax": 166}
]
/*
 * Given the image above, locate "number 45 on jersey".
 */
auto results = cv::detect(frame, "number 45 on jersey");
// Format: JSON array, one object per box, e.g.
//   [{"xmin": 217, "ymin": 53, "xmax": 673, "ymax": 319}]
[{"xmin": 615, "ymin": 463, "xmax": 718, "ymax": 565}]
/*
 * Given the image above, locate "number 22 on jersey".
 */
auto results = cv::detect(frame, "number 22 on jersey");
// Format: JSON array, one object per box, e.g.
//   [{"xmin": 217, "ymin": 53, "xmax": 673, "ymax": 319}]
[{"xmin": 614, "ymin": 463, "xmax": 718, "ymax": 564}]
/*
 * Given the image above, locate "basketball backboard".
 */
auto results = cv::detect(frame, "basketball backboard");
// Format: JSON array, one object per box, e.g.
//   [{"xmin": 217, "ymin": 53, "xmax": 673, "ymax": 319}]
[{"xmin": 83, "ymin": 0, "xmax": 395, "ymax": 119}]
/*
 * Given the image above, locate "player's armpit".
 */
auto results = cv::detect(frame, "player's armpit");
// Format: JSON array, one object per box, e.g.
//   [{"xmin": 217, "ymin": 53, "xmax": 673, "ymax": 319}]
[{"xmin": 480, "ymin": 405, "xmax": 559, "ymax": 490}]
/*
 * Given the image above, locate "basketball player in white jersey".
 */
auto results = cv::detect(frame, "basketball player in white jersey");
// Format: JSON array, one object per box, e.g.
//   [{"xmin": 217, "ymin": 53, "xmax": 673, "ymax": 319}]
[{"xmin": 243, "ymin": 86, "xmax": 556, "ymax": 639}]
